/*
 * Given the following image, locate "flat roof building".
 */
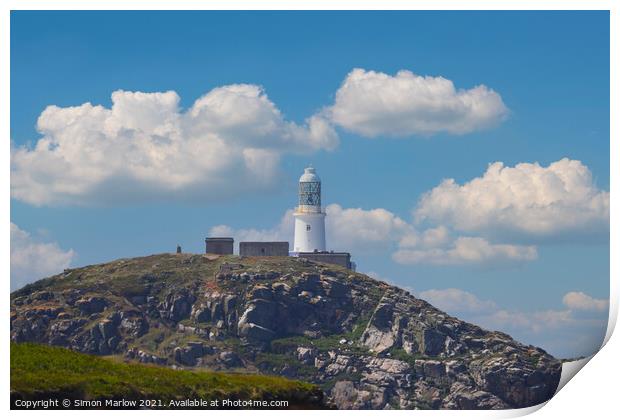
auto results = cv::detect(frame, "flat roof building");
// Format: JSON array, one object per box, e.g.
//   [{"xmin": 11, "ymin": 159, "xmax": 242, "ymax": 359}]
[
  {"xmin": 296, "ymin": 251, "xmax": 354, "ymax": 270},
  {"xmin": 240, "ymin": 242, "xmax": 289, "ymax": 257},
  {"xmin": 205, "ymin": 237, "xmax": 234, "ymax": 255}
]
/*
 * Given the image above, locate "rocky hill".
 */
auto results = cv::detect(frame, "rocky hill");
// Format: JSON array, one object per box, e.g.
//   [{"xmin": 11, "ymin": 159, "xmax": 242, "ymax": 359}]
[{"xmin": 10, "ymin": 253, "xmax": 561, "ymax": 409}]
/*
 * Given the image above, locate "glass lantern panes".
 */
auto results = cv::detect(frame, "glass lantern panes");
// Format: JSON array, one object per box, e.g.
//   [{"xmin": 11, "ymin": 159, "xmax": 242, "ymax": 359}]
[{"xmin": 299, "ymin": 182, "xmax": 321, "ymax": 207}]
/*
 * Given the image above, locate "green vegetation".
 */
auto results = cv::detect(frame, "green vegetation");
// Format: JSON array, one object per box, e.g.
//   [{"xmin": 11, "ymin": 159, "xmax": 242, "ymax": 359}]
[
  {"xmin": 526, "ymin": 353, "xmax": 542, "ymax": 367},
  {"xmin": 270, "ymin": 315, "xmax": 371, "ymax": 355},
  {"xmin": 319, "ymin": 371, "xmax": 363, "ymax": 392},
  {"xmin": 389, "ymin": 348, "xmax": 417, "ymax": 366},
  {"xmin": 134, "ymin": 326, "xmax": 169, "ymax": 354},
  {"xmin": 10, "ymin": 253, "xmax": 222, "ymax": 301},
  {"xmin": 271, "ymin": 332, "xmax": 368, "ymax": 355},
  {"xmin": 11, "ymin": 342, "xmax": 323, "ymax": 408},
  {"xmin": 254, "ymin": 352, "xmax": 317, "ymax": 379}
]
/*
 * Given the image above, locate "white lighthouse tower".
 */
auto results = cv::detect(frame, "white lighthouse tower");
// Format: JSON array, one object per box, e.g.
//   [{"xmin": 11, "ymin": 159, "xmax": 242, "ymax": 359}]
[{"xmin": 293, "ymin": 167, "xmax": 326, "ymax": 253}]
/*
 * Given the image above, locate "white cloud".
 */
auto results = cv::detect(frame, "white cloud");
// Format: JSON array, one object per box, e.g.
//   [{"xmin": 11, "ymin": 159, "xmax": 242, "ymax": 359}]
[
  {"xmin": 476, "ymin": 309, "xmax": 575, "ymax": 334},
  {"xmin": 11, "ymin": 86, "xmax": 338, "ymax": 206},
  {"xmin": 415, "ymin": 158, "xmax": 610, "ymax": 241},
  {"xmin": 10, "ymin": 223, "xmax": 75, "ymax": 291},
  {"xmin": 210, "ymin": 209, "xmax": 295, "ymax": 245},
  {"xmin": 393, "ymin": 236, "xmax": 537, "ymax": 266},
  {"xmin": 563, "ymin": 291, "xmax": 609, "ymax": 312},
  {"xmin": 419, "ymin": 225, "xmax": 451, "ymax": 248},
  {"xmin": 419, "ymin": 288, "xmax": 498, "ymax": 315},
  {"xmin": 327, "ymin": 68, "xmax": 508, "ymax": 137},
  {"xmin": 365, "ymin": 271, "xmax": 394, "ymax": 285},
  {"xmin": 324, "ymin": 204, "xmax": 413, "ymax": 253},
  {"xmin": 418, "ymin": 287, "xmax": 608, "ymax": 358}
]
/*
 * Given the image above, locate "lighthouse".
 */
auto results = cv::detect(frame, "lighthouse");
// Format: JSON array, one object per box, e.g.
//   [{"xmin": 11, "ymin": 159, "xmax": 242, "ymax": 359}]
[{"xmin": 293, "ymin": 167, "xmax": 326, "ymax": 253}]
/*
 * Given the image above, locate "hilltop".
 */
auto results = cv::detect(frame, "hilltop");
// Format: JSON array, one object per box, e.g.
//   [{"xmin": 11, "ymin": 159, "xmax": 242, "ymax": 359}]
[{"xmin": 11, "ymin": 253, "xmax": 561, "ymax": 409}]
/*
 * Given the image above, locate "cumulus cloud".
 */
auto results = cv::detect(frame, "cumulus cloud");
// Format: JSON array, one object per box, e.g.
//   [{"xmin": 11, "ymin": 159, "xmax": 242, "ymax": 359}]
[
  {"xmin": 210, "ymin": 209, "xmax": 295, "ymax": 247},
  {"xmin": 327, "ymin": 68, "xmax": 508, "ymax": 137},
  {"xmin": 326, "ymin": 206, "xmax": 531, "ymax": 265},
  {"xmin": 563, "ymin": 291, "xmax": 609, "ymax": 312},
  {"xmin": 324, "ymin": 204, "xmax": 413, "ymax": 253},
  {"xmin": 393, "ymin": 236, "xmax": 537, "ymax": 266},
  {"xmin": 10, "ymin": 223, "xmax": 75, "ymax": 291},
  {"xmin": 418, "ymin": 287, "xmax": 608, "ymax": 358},
  {"xmin": 11, "ymin": 86, "xmax": 338, "ymax": 206},
  {"xmin": 213, "ymin": 204, "xmax": 534, "ymax": 266},
  {"xmin": 419, "ymin": 288, "xmax": 498, "ymax": 315},
  {"xmin": 415, "ymin": 158, "xmax": 610, "ymax": 241},
  {"xmin": 364, "ymin": 271, "xmax": 394, "ymax": 285}
]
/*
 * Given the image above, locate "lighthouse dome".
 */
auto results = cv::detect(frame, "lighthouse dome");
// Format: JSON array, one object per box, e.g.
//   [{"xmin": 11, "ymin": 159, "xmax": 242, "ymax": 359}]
[{"xmin": 299, "ymin": 167, "xmax": 321, "ymax": 183}]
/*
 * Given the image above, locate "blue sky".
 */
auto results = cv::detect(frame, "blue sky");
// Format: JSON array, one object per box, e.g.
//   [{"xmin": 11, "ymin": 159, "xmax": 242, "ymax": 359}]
[{"xmin": 10, "ymin": 11, "xmax": 609, "ymax": 358}]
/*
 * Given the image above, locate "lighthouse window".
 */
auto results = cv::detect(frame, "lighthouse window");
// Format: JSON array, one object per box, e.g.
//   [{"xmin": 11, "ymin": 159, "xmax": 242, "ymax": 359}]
[{"xmin": 306, "ymin": 224, "xmax": 311, "ymax": 231}]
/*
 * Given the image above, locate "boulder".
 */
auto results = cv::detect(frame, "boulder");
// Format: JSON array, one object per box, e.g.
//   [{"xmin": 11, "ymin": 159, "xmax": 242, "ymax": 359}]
[
  {"xmin": 414, "ymin": 360, "xmax": 445, "ymax": 379},
  {"xmin": 169, "ymin": 294, "xmax": 194, "ymax": 322},
  {"xmin": 219, "ymin": 351, "xmax": 243, "ymax": 368},
  {"xmin": 330, "ymin": 381, "xmax": 386, "ymax": 410},
  {"xmin": 443, "ymin": 382, "xmax": 509, "ymax": 409},
  {"xmin": 420, "ymin": 329, "xmax": 446, "ymax": 356},
  {"xmin": 237, "ymin": 300, "xmax": 277, "ymax": 341},
  {"xmin": 249, "ymin": 286, "xmax": 273, "ymax": 301},
  {"xmin": 297, "ymin": 273, "xmax": 322, "ymax": 293},
  {"xmin": 119, "ymin": 316, "xmax": 149, "ymax": 337},
  {"xmin": 296, "ymin": 346, "xmax": 316, "ymax": 365},
  {"xmin": 48, "ymin": 319, "xmax": 86, "ymax": 345},
  {"xmin": 31, "ymin": 291, "xmax": 54, "ymax": 301},
  {"xmin": 98, "ymin": 319, "xmax": 118, "ymax": 341},
  {"xmin": 323, "ymin": 278, "xmax": 350, "ymax": 298},
  {"xmin": 191, "ymin": 304, "xmax": 211, "ymax": 323},
  {"xmin": 469, "ymin": 356, "xmax": 561, "ymax": 408},
  {"xmin": 127, "ymin": 348, "xmax": 167, "ymax": 365},
  {"xmin": 75, "ymin": 297, "xmax": 108, "ymax": 314},
  {"xmin": 362, "ymin": 357, "xmax": 413, "ymax": 389},
  {"xmin": 173, "ymin": 342, "xmax": 206, "ymax": 366},
  {"xmin": 325, "ymin": 355, "xmax": 351, "ymax": 376}
]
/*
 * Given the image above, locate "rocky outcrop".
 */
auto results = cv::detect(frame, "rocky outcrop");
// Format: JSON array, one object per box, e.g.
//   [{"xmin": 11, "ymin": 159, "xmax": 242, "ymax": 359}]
[
  {"xmin": 173, "ymin": 342, "xmax": 214, "ymax": 366},
  {"xmin": 360, "ymin": 302, "xmax": 397, "ymax": 353},
  {"xmin": 160, "ymin": 291, "xmax": 195, "ymax": 322},
  {"xmin": 10, "ymin": 253, "xmax": 562, "ymax": 410},
  {"xmin": 119, "ymin": 313, "xmax": 149, "ymax": 338},
  {"xmin": 126, "ymin": 347, "xmax": 167, "ymax": 365},
  {"xmin": 219, "ymin": 351, "xmax": 244, "ymax": 368},
  {"xmin": 296, "ymin": 346, "xmax": 316, "ymax": 365}
]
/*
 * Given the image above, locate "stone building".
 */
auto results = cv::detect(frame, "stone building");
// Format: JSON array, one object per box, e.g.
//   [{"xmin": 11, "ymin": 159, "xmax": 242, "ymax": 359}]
[
  {"xmin": 205, "ymin": 237, "xmax": 234, "ymax": 255},
  {"xmin": 239, "ymin": 242, "xmax": 289, "ymax": 257},
  {"xmin": 297, "ymin": 251, "xmax": 354, "ymax": 270}
]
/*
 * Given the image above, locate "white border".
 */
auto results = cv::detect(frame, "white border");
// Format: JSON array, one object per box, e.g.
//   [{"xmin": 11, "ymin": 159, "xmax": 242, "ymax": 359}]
[{"xmin": 3, "ymin": 2, "xmax": 616, "ymax": 419}]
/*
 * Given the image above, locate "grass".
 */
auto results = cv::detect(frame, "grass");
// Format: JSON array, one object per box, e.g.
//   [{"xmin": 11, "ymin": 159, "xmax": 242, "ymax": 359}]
[
  {"xmin": 254, "ymin": 353, "xmax": 317, "ymax": 379},
  {"xmin": 10, "ymin": 253, "xmax": 222, "ymax": 301},
  {"xmin": 270, "ymin": 315, "xmax": 371, "ymax": 355},
  {"xmin": 11, "ymin": 342, "xmax": 324, "ymax": 408},
  {"xmin": 319, "ymin": 371, "xmax": 363, "ymax": 392},
  {"xmin": 389, "ymin": 348, "xmax": 418, "ymax": 366},
  {"xmin": 271, "ymin": 333, "xmax": 367, "ymax": 355},
  {"xmin": 134, "ymin": 326, "xmax": 169, "ymax": 353}
]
